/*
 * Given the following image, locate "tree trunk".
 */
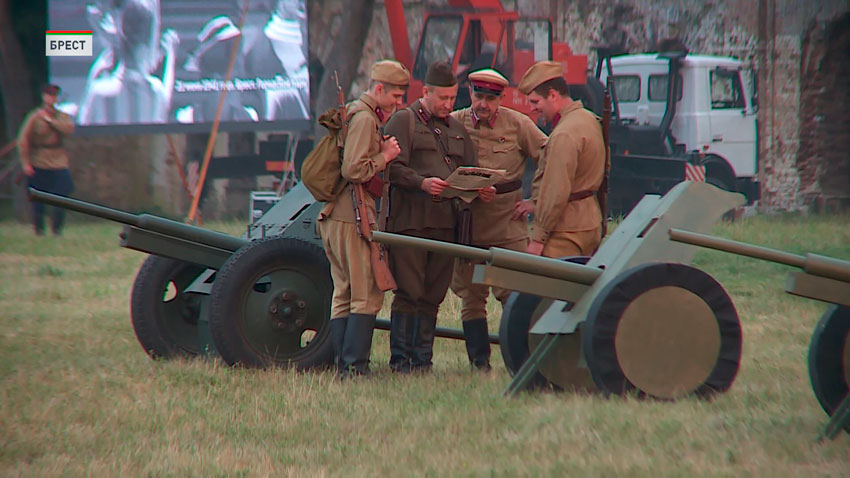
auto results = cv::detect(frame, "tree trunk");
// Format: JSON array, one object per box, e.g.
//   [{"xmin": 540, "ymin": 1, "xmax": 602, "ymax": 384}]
[
  {"xmin": 311, "ymin": 0, "xmax": 375, "ymax": 140},
  {"xmin": 0, "ymin": 0, "xmax": 37, "ymax": 221}
]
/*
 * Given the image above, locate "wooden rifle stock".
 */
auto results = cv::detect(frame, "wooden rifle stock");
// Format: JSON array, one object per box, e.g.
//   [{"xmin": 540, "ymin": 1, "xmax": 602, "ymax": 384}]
[{"xmin": 334, "ymin": 72, "xmax": 397, "ymax": 292}]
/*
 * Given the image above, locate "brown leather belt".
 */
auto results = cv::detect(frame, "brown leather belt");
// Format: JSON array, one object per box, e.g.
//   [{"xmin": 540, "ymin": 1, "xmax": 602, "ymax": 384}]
[
  {"xmin": 494, "ymin": 179, "xmax": 522, "ymax": 194},
  {"xmin": 569, "ymin": 190, "xmax": 595, "ymax": 201}
]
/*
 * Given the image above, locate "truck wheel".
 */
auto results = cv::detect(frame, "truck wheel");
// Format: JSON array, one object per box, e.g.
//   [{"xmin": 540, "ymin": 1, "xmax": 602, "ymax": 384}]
[
  {"xmin": 703, "ymin": 156, "xmax": 735, "ymax": 192},
  {"xmin": 130, "ymin": 255, "xmax": 206, "ymax": 359},
  {"xmin": 208, "ymin": 236, "xmax": 334, "ymax": 369}
]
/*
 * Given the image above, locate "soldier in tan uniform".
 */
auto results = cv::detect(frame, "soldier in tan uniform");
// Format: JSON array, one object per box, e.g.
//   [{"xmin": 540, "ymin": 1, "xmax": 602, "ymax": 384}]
[
  {"xmin": 317, "ymin": 60, "xmax": 408, "ymax": 376},
  {"xmin": 449, "ymin": 68, "xmax": 547, "ymax": 370},
  {"xmin": 384, "ymin": 61, "xmax": 495, "ymax": 373},
  {"xmin": 18, "ymin": 84, "xmax": 76, "ymax": 236},
  {"xmin": 517, "ymin": 61, "xmax": 606, "ymax": 258}
]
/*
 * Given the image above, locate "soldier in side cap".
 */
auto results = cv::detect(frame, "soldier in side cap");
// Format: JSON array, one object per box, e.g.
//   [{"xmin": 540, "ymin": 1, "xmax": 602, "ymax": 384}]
[
  {"xmin": 516, "ymin": 61, "xmax": 606, "ymax": 258},
  {"xmin": 384, "ymin": 60, "xmax": 496, "ymax": 373},
  {"xmin": 18, "ymin": 84, "xmax": 76, "ymax": 236},
  {"xmin": 317, "ymin": 59, "xmax": 407, "ymax": 376},
  {"xmin": 448, "ymin": 68, "xmax": 548, "ymax": 370}
]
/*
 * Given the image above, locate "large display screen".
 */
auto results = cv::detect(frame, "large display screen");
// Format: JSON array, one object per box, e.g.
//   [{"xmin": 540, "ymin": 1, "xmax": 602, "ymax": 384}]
[{"xmin": 48, "ymin": 0, "xmax": 310, "ymax": 135}]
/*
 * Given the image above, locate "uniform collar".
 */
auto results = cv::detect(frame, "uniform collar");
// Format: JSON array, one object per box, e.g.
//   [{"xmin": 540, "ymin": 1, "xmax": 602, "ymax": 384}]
[
  {"xmin": 415, "ymin": 100, "xmax": 449, "ymax": 125},
  {"xmin": 471, "ymin": 107, "xmax": 498, "ymax": 129},
  {"xmin": 359, "ymin": 93, "xmax": 385, "ymax": 122},
  {"xmin": 553, "ymin": 100, "xmax": 585, "ymax": 127}
]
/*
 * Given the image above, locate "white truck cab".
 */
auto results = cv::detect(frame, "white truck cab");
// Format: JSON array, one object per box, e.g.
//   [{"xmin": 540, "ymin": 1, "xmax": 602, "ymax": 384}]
[{"xmin": 600, "ymin": 54, "xmax": 759, "ymax": 193}]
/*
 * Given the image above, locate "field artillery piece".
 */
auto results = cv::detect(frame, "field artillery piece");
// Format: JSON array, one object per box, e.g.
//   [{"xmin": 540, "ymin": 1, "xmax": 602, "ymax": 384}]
[
  {"xmin": 28, "ymin": 184, "xmax": 497, "ymax": 369},
  {"xmin": 372, "ymin": 181, "xmax": 747, "ymax": 400},
  {"xmin": 668, "ymin": 228, "xmax": 850, "ymax": 439}
]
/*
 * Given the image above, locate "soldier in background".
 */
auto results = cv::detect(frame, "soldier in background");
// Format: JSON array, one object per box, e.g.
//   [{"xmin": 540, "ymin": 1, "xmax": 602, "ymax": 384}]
[
  {"xmin": 384, "ymin": 61, "xmax": 495, "ymax": 373},
  {"xmin": 516, "ymin": 61, "xmax": 606, "ymax": 258},
  {"xmin": 18, "ymin": 84, "xmax": 76, "ymax": 236},
  {"xmin": 317, "ymin": 60, "xmax": 407, "ymax": 376},
  {"xmin": 449, "ymin": 68, "xmax": 547, "ymax": 370}
]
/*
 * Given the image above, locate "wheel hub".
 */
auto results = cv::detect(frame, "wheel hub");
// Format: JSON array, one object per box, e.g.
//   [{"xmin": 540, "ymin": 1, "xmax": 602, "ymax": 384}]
[{"xmin": 267, "ymin": 290, "xmax": 308, "ymax": 332}]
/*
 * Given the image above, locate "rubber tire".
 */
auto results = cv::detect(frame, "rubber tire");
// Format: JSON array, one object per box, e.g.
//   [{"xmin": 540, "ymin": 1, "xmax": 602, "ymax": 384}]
[
  {"xmin": 209, "ymin": 236, "xmax": 334, "ymax": 369},
  {"xmin": 130, "ymin": 255, "xmax": 206, "ymax": 359},
  {"xmin": 582, "ymin": 262, "xmax": 742, "ymax": 400},
  {"xmin": 808, "ymin": 305, "xmax": 850, "ymax": 433},
  {"xmin": 499, "ymin": 256, "xmax": 590, "ymax": 389}
]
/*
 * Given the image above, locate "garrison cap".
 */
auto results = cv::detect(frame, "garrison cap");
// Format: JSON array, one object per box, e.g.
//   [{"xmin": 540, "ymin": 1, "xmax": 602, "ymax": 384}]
[
  {"xmin": 42, "ymin": 84, "xmax": 61, "ymax": 96},
  {"xmin": 371, "ymin": 59, "xmax": 410, "ymax": 87},
  {"xmin": 518, "ymin": 61, "xmax": 563, "ymax": 95},
  {"xmin": 424, "ymin": 60, "xmax": 457, "ymax": 87},
  {"xmin": 468, "ymin": 68, "xmax": 508, "ymax": 96}
]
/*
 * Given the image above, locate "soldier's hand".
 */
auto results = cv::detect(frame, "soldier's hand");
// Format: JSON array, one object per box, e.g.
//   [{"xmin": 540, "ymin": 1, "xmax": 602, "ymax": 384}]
[
  {"xmin": 512, "ymin": 199, "xmax": 535, "ymax": 220},
  {"xmin": 477, "ymin": 186, "xmax": 496, "ymax": 203},
  {"xmin": 23, "ymin": 164, "xmax": 35, "ymax": 177},
  {"xmin": 421, "ymin": 177, "xmax": 450, "ymax": 195},
  {"xmin": 526, "ymin": 240, "xmax": 544, "ymax": 256},
  {"xmin": 381, "ymin": 136, "xmax": 401, "ymax": 163}
]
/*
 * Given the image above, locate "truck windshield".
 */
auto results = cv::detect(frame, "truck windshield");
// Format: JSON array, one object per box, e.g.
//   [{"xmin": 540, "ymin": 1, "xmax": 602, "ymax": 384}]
[{"xmin": 413, "ymin": 16, "xmax": 463, "ymax": 80}]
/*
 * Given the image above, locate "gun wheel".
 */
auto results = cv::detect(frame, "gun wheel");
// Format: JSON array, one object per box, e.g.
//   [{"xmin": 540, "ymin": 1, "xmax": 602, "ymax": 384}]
[
  {"xmin": 130, "ymin": 255, "xmax": 206, "ymax": 359},
  {"xmin": 499, "ymin": 256, "xmax": 590, "ymax": 391},
  {"xmin": 583, "ymin": 262, "xmax": 742, "ymax": 400},
  {"xmin": 209, "ymin": 237, "xmax": 334, "ymax": 369},
  {"xmin": 808, "ymin": 305, "xmax": 850, "ymax": 433}
]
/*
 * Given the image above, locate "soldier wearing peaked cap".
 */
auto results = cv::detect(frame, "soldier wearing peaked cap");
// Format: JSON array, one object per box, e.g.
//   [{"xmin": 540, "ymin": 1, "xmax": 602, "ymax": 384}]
[
  {"xmin": 516, "ymin": 61, "xmax": 606, "ymax": 258},
  {"xmin": 317, "ymin": 59, "xmax": 408, "ymax": 376},
  {"xmin": 383, "ymin": 60, "xmax": 495, "ymax": 373},
  {"xmin": 449, "ymin": 68, "xmax": 548, "ymax": 370}
]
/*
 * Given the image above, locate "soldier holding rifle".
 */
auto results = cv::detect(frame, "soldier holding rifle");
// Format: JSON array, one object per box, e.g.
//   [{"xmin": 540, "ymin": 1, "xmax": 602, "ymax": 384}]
[{"xmin": 317, "ymin": 60, "xmax": 409, "ymax": 376}]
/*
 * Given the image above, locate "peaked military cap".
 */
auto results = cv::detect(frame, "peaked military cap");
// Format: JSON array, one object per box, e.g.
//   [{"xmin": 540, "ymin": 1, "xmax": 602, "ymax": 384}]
[
  {"xmin": 518, "ymin": 61, "xmax": 564, "ymax": 95},
  {"xmin": 371, "ymin": 60, "xmax": 410, "ymax": 87},
  {"xmin": 468, "ymin": 68, "xmax": 508, "ymax": 96},
  {"xmin": 424, "ymin": 60, "xmax": 457, "ymax": 87}
]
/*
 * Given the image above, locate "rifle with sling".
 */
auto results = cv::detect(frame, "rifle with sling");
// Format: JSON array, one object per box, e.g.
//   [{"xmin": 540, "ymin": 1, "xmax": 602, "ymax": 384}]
[
  {"xmin": 598, "ymin": 83, "xmax": 612, "ymax": 239},
  {"xmin": 334, "ymin": 72, "xmax": 397, "ymax": 292}
]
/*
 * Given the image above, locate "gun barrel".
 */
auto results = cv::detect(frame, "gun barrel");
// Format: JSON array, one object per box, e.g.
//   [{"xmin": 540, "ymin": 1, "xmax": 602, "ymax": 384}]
[
  {"xmin": 29, "ymin": 188, "xmax": 246, "ymax": 252},
  {"xmin": 669, "ymin": 228, "xmax": 805, "ymax": 267},
  {"xmin": 669, "ymin": 228, "xmax": 850, "ymax": 283},
  {"xmin": 371, "ymin": 230, "xmax": 601, "ymax": 285}
]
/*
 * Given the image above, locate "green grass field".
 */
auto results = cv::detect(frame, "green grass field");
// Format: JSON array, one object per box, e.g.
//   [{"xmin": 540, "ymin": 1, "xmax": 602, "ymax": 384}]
[{"xmin": 1, "ymin": 214, "xmax": 848, "ymax": 477}]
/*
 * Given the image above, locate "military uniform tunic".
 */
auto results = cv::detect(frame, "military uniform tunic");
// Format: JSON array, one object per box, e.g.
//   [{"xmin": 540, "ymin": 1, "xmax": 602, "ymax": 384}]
[
  {"xmin": 384, "ymin": 99, "xmax": 477, "ymax": 318},
  {"xmin": 449, "ymin": 105, "xmax": 548, "ymax": 321},
  {"xmin": 317, "ymin": 93, "xmax": 388, "ymax": 318},
  {"xmin": 532, "ymin": 100, "xmax": 606, "ymax": 257}
]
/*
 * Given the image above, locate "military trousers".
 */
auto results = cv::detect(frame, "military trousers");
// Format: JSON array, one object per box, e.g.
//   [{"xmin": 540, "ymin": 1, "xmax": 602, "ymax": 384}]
[
  {"xmin": 450, "ymin": 238, "xmax": 528, "ymax": 321},
  {"xmin": 318, "ymin": 219, "xmax": 385, "ymax": 318},
  {"xmin": 541, "ymin": 228, "xmax": 601, "ymax": 259},
  {"xmin": 389, "ymin": 227, "xmax": 455, "ymax": 318}
]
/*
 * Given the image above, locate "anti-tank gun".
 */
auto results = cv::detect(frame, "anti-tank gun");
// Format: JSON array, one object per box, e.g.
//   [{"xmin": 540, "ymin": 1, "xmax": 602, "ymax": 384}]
[
  {"xmin": 28, "ymin": 184, "xmax": 494, "ymax": 369},
  {"xmin": 668, "ymin": 228, "xmax": 850, "ymax": 440}
]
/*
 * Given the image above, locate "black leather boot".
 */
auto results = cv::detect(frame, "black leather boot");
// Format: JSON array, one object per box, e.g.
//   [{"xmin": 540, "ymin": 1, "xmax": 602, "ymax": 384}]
[
  {"xmin": 462, "ymin": 318, "xmax": 492, "ymax": 371},
  {"xmin": 330, "ymin": 317, "xmax": 347, "ymax": 373},
  {"xmin": 410, "ymin": 314, "xmax": 437, "ymax": 372},
  {"xmin": 389, "ymin": 312, "xmax": 414, "ymax": 373},
  {"xmin": 341, "ymin": 314, "xmax": 376, "ymax": 376}
]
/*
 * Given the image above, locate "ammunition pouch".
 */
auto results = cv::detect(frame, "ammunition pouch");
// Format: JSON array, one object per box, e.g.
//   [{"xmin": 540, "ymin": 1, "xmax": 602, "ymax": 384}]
[{"xmin": 363, "ymin": 175, "xmax": 384, "ymax": 198}]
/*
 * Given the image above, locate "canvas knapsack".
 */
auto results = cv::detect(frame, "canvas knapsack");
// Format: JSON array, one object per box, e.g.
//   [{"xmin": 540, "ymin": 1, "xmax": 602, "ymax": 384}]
[
  {"xmin": 300, "ymin": 104, "xmax": 372, "ymax": 202},
  {"xmin": 300, "ymin": 108, "xmax": 346, "ymax": 202}
]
